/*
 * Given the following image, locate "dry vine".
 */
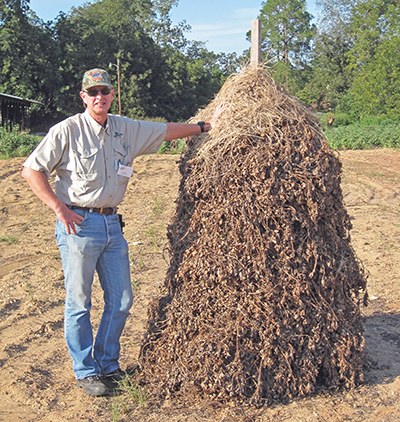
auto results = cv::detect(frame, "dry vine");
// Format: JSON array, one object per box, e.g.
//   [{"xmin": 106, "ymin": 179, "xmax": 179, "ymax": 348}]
[{"xmin": 138, "ymin": 65, "xmax": 368, "ymax": 406}]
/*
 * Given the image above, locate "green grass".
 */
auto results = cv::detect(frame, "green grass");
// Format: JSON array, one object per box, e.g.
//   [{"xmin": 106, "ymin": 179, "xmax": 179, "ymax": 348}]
[
  {"xmin": 143, "ymin": 226, "xmax": 162, "ymax": 250},
  {"xmin": 130, "ymin": 253, "xmax": 145, "ymax": 270},
  {"xmin": 151, "ymin": 196, "xmax": 166, "ymax": 217},
  {"xmin": 0, "ymin": 234, "xmax": 18, "ymax": 243},
  {"xmin": 111, "ymin": 378, "xmax": 147, "ymax": 420},
  {"xmin": 24, "ymin": 280, "xmax": 36, "ymax": 301},
  {"xmin": 131, "ymin": 276, "xmax": 140, "ymax": 291}
]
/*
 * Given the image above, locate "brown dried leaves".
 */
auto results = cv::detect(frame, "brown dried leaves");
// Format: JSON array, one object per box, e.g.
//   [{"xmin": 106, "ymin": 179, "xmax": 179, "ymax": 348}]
[{"xmin": 139, "ymin": 65, "xmax": 368, "ymax": 406}]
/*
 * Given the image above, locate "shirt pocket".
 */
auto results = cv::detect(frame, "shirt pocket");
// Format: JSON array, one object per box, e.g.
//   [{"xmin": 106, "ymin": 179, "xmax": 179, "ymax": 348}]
[
  {"xmin": 113, "ymin": 144, "xmax": 130, "ymax": 186},
  {"xmin": 72, "ymin": 147, "xmax": 99, "ymax": 173},
  {"xmin": 71, "ymin": 171, "xmax": 102, "ymax": 189},
  {"xmin": 71, "ymin": 147, "xmax": 102, "ymax": 188}
]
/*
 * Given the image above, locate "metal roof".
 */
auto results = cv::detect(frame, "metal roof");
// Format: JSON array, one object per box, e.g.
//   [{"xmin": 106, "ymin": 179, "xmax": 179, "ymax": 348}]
[{"xmin": 0, "ymin": 92, "xmax": 43, "ymax": 105}]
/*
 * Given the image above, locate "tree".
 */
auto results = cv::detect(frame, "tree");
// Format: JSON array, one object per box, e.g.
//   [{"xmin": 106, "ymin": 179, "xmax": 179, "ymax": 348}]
[
  {"xmin": 347, "ymin": 0, "xmax": 400, "ymax": 120},
  {"xmin": 258, "ymin": 0, "xmax": 316, "ymax": 92},
  {"xmin": 146, "ymin": 0, "xmax": 191, "ymax": 51},
  {"xmin": 317, "ymin": 0, "xmax": 357, "ymax": 36},
  {"xmin": 0, "ymin": 0, "xmax": 234, "ymax": 130},
  {"xmin": 53, "ymin": 0, "xmax": 228, "ymax": 121},
  {"xmin": 298, "ymin": 0, "xmax": 357, "ymax": 112},
  {"xmin": 0, "ymin": 0, "xmax": 60, "ymax": 127},
  {"xmin": 53, "ymin": 0, "xmax": 173, "ymax": 118}
]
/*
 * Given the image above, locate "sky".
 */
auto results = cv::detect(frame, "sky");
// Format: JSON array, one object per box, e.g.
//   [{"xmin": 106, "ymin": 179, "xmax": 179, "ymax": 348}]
[{"xmin": 29, "ymin": 0, "xmax": 320, "ymax": 55}]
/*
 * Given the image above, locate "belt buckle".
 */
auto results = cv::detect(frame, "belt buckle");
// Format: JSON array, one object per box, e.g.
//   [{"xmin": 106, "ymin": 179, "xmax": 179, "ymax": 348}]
[{"xmin": 99, "ymin": 206, "xmax": 105, "ymax": 215}]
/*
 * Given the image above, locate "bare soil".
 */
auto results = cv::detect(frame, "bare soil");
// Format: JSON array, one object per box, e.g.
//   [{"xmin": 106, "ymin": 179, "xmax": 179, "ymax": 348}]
[{"xmin": 0, "ymin": 149, "xmax": 400, "ymax": 421}]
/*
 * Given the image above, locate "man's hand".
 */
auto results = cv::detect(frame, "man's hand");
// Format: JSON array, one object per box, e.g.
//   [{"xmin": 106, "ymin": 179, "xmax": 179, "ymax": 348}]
[
  {"xmin": 164, "ymin": 103, "xmax": 229, "ymax": 141},
  {"xmin": 209, "ymin": 103, "xmax": 229, "ymax": 129},
  {"xmin": 55, "ymin": 207, "xmax": 84, "ymax": 235},
  {"xmin": 22, "ymin": 166, "xmax": 83, "ymax": 235}
]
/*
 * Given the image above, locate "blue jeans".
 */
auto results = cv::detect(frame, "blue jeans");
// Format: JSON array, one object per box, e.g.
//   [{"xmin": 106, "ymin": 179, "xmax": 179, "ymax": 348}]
[{"xmin": 55, "ymin": 209, "xmax": 133, "ymax": 380}]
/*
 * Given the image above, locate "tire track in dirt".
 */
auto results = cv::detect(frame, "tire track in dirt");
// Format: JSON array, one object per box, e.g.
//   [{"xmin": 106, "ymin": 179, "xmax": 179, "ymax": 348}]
[{"xmin": 0, "ymin": 254, "xmax": 47, "ymax": 277}]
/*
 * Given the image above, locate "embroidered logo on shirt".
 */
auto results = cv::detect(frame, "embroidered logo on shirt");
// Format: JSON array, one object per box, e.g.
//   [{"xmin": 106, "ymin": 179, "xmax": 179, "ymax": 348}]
[{"xmin": 114, "ymin": 132, "xmax": 123, "ymax": 138}]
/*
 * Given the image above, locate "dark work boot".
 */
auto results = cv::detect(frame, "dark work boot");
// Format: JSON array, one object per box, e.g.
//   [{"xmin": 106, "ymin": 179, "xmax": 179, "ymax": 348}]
[
  {"xmin": 76, "ymin": 375, "xmax": 109, "ymax": 396},
  {"xmin": 104, "ymin": 367, "xmax": 138, "ymax": 389}
]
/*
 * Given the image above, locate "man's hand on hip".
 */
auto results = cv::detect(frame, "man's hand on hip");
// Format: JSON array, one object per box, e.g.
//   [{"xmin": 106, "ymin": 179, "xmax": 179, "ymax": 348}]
[{"xmin": 56, "ymin": 207, "xmax": 84, "ymax": 236}]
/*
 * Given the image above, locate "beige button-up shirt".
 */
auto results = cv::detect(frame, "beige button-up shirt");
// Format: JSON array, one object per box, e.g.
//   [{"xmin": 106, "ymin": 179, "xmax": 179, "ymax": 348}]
[{"xmin": 24, "ymin": 110, "xmax": 167, "ymax": 207}]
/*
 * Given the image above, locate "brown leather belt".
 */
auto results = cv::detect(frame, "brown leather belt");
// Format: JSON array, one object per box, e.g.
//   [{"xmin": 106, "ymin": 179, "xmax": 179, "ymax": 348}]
[{"xmin": 71, "ymin": 206, "xmax": 117, "ymax": 215}]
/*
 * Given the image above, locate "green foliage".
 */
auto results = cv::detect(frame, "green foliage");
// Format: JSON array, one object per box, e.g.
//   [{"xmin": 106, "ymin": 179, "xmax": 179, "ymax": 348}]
[
  {"xmin": 319, "ymin": 112, "xmax": 352, "ymax": 127},
  {"xmin": 302, "ymin": 0, "xmax": 400, "ymax": 122},
  {"xmin": 347, "ymin": 0, "xmax": 400, "ymax": 120},
  {"xmin": 335, "ymin": 90, "xmax": 358, "ymax": 122},
  {"xmin": 0, "ymin": 0, "xmax": 234, "ymax": 131},
  {"xmin": 357, "ymin": 116, "xmax": 398, "ymax": 126},
  {"xmin": 259, "ymin": 0, "xmax": 315, "ymax": 65},
  {"xmin": 0, "ymin": 126, "xmax": 41, "ymax": 158},
  {"xmin": 302, "ymin": 33, "xmax": 352, "ymax": 110},
  {"xmin": 141, "ymin": 116, "xmax": 186, "ymax": 154},
  {"xmin": 0, "ymin": 234, "xmax": 18, "ymax": 243},
  {"xmin": 52, "ymin": 0, "xmax": 233, "ymax": 122},
  {"xmin": 347, "ymin": 0, "xmax": 396, "ymax": 69},
  {"xmin": 2, "ymin": 0, "xmax": 399, "ymax": 137},
  {"xmin": 301, "ymin": 0, "xmax": 355, "ymax": 111},
  {"xmin": 332, "ymin": 113, "xmax": 352, "ymax": 127},
  {"xmin": 258, "ymin": 0, "xmax": 316, "ymax": 93},
  {"xmin": 0, "ymin": 1, "xmax": 62, "ymax": 126},
  {"xmin": 349, "ymin": 34, "xmax": 400, "ymax": 120},
  {"xmin": 158, "ymin": 139, "xmax": 186, "ymax": 154},
  {"xmin": 324, "ymin": 121, "xmax": 400, "ymax": 150}
]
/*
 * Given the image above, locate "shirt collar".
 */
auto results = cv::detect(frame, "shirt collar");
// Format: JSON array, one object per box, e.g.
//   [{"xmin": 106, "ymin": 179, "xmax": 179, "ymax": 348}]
[{"xmin": 83, "ymin": 109, "xmax": 110, "ymax": 135}]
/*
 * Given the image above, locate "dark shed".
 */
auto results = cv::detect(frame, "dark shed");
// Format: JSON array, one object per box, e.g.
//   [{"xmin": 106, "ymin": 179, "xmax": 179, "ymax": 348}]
[{"xmin": 0, "ymin": 93, "xmax": 42, "ymax": 132}]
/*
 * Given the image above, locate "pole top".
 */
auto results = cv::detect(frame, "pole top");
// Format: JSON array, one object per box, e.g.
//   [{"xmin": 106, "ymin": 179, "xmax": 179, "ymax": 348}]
[{"xmin": 251, "ymin": 19, "xmax": 261, "ymax": 66}]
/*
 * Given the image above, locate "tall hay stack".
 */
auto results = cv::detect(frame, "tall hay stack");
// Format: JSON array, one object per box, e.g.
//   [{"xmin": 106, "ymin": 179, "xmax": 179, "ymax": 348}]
[{"xmin": 139, "ymin": 65, "xmax": 368, "ymax": 405}]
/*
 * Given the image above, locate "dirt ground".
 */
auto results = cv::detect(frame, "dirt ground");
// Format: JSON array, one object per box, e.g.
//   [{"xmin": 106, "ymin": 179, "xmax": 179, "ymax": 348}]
[{"xmin": 0, "ymin": 148, "xmax": 400, "ymax": 421}]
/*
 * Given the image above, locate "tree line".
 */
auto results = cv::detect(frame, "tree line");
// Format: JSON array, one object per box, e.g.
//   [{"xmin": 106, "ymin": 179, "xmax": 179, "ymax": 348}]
[
  {"xmin": 0, "ymin": 0, "xmax": 238, "ymax": 131},
  {"xmin": 0, "ymin": 0, "xmax": 399, "ymax": 132},
  {"xmin": 258, "ymin": 0, "xmax": 400, "ymax": 124}
]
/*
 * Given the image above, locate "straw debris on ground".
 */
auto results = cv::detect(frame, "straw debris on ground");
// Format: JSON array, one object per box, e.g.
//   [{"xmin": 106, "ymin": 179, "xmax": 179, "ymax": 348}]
[{"xmin": 138, "ymin": 65, "xmax": 368, "ymax": 406}]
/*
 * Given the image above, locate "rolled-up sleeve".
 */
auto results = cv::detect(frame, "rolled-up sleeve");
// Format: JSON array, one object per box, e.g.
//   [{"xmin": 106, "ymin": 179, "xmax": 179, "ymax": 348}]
[{"xmin": 23, "ymin": 127, "xmax": 67, "ymax": 178}]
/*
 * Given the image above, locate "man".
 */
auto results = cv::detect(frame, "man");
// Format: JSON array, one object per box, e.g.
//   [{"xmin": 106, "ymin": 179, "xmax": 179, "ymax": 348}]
[{"xmin": 22, "ymin": 68, "xmax": 224, "ymax": 396}]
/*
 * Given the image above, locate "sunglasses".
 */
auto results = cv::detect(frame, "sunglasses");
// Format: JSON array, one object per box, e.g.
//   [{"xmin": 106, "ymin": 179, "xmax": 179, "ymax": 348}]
[{"xmin": 84, "ymin": 87, "xmax": 112, "ymax": 97}]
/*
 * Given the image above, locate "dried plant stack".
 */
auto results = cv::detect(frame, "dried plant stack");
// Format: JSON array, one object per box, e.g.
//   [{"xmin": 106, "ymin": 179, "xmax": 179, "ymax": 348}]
[{"xmin": 139, "ymin": 65, "xmax": 368, "ymax": 405}]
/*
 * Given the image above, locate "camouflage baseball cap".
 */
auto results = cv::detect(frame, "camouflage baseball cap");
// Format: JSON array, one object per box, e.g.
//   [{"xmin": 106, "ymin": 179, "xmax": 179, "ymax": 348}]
[{"xmin": 82, "ymin": 68, "xmax": 113, "ymax": 91}]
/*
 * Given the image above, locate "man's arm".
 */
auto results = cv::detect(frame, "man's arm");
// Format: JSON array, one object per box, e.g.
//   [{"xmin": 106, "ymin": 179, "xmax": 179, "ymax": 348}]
[
  {"xmin": 21, "ymin": 166, "xmax": 83, "ymax": 235},
  {"xmin": 164, "ymin": 123, "xmax": 207, "ymax": 142},
  {"xmin": 164, "ymin": 103, "xmax": 228, "ymax": 141}
]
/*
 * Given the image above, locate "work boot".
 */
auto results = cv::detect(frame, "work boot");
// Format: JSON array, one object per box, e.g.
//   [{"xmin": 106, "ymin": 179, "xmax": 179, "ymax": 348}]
[
  {"xmin": 76, "ymin": 375, "xmax": 109, "ymax": 396},
  {"xmin": 104, "ymin": 366, "xmax": 137, "ymax": 389}
]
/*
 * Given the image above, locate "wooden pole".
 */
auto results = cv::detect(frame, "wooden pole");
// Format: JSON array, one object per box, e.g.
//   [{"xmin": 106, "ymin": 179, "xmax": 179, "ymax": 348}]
[
  {"xmin": 117, "ymin": 59, "xmax": 121, "ymax": 116},
  {"xmin": 251, "ymin": 19, "xmax": 261, "ymax": 66}
]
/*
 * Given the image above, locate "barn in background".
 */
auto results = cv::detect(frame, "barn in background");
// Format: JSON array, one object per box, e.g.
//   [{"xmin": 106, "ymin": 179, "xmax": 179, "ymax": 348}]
[{"xmin": 0, "ymin": 93, "xmax": 42, "ymax": 132}]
